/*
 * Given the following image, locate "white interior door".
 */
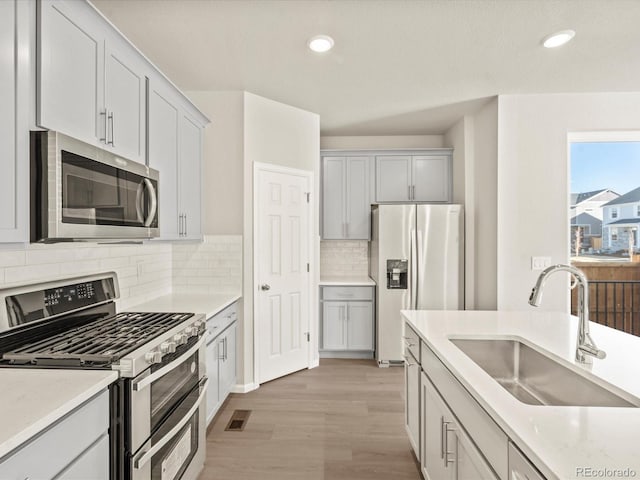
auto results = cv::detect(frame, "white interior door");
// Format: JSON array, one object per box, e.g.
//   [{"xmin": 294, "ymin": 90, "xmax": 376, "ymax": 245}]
[{"xmin": 256, "ymin": 165, "xmax": 311, "ymax": 384}]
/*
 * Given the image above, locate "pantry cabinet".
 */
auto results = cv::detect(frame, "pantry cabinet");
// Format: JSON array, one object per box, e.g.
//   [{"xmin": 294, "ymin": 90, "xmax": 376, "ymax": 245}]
[
  {"xmin": 0, "ymin": 0, "xmax": 30, "ymax": 243},
  {"xmin": 38, "ymin": 0, "xmax": 147, "ymax": 163},
  {"xmin": 376, "ymin": 151, "xmax": 452, "ymax": 203},
  {"xmin": 321, "ymin": 155, "xmax": 373, "ymax": 240}
]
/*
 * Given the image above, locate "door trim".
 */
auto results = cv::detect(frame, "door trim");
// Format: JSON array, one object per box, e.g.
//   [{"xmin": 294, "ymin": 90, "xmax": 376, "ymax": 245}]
[{"xmin": 253, "ymin": 162, "xmax": 315, "ymax": 386}]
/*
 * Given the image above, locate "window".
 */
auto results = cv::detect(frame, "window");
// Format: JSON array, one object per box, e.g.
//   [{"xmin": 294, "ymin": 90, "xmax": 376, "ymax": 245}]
[
  {"xmin": 612, "ymin": 231, "xmax": 618, "ymax": 241},
  {"xmin": 637, "ymin": 205, "xmax": 640, "ymax": 217},
  {"xmin": 611, "ymin": 207, "xmax": 619, "ymax": 219}
]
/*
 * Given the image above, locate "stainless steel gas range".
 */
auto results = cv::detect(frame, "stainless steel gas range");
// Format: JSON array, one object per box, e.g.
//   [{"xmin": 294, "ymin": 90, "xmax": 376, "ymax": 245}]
[{"xmin": 0, "ymin": 272, "xmax": 207, "ymax": 480}]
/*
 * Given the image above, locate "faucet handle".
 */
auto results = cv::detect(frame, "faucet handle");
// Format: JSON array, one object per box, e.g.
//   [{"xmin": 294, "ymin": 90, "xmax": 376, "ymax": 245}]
[{"xmin": 578, "ymin": 343, "xmax": 607, "ymax": 360}]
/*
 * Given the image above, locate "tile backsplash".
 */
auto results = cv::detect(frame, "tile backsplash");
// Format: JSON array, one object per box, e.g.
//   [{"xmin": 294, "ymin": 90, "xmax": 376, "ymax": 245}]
[
  {"xmin": 320, "ymin": 240, "xmax": 369, "ymax": 277},
  {"xmin": 0, "ymin": 242, "xmax": 172, "ymax": 310},
  {"xmin": 172, "ymin": 235, "xmax": 242, "ymax": 294}
]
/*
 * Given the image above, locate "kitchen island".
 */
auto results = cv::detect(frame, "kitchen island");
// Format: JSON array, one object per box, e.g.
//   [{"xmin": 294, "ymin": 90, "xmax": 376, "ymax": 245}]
[{"xmin": 402, "ymin": 309, "xmax": 640, "ymax": 480}]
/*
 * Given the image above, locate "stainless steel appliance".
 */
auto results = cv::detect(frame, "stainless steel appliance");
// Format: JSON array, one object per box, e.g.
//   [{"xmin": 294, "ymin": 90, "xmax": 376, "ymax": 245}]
[
  {"xmin": 31, "ymin": 131, "xmax": 159, "ymax": 242},
  {"xmin": 0, "ymin": 273, "xmax": 206, "ymax": 480},
  {"xmin": 370, "ymin": 204, "xmax": 464, "ymax": 365}
]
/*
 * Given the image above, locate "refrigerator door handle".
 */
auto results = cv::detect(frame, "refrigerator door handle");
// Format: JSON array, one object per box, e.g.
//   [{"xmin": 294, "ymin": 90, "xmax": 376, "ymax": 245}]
[{"xmin": 410, "ymin": 228, "xmax": 418, "ymax": 309}]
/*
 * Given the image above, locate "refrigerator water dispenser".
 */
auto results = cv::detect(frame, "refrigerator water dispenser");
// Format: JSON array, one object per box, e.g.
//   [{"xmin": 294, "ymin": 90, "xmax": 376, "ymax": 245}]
[{"xmin": 386, "ymin": 260, "xmax": 408, "ymax": 289}]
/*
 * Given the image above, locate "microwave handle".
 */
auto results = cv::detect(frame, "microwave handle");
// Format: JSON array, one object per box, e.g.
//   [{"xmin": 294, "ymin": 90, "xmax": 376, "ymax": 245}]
[
  {"xmin": 143, "ymin": 178, "xmax": 158, "ymax": 228},
  {"xmin": 133, "ymin": 376, "xmax": 209, "ymax": 470}
]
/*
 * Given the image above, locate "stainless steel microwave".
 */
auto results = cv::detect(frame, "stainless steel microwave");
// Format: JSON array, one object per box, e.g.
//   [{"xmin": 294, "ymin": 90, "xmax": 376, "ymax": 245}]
[{"xmin": 30, "ymin": 131, "xmax": 159, "ymax": 242}]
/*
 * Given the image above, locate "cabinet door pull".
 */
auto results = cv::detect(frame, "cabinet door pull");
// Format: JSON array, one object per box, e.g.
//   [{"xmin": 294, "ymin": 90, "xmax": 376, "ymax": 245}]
[
  {"xmin": 108, "ymin": 112, "xmax": 115, "ymax": 146},
  {"xmin": 408, "ymin": 185, "xmax": 412, "ymax": 200},
  {"xmin": 184, "ymin": 213, "xmax": 187, "ymax": 237},
  {"xmin": 100, "ymin": 109, "xmax": 108, "ymax": 143},
  {"xmin": 443, "ymin": 422, "xmax": 455, "ymax": 467},
  {"xmin": 411, "ymin": 185, "xmax": 415, "ymax": 200},
  {"xmin": 440, "ymin": 416, "xmax": 446, "ymax": 459},
  {"xmin": 403, "ymin": 355, "xmax": 415, "ymax": 366}
]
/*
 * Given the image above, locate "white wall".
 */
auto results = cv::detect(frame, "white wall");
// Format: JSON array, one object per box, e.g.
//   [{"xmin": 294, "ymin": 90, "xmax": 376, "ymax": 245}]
[
  {"xmin": 497, "ymin": 93, "xmax": 640, "ymax": 311},
  {"xmin": 243, "ymin": 92, "xmax": 320, "ymax": 386},
  {"xmin": 185, "ymin": 91, "xmax": 244, "ymax": 235},
  {"xmin": 444, "ymin": 115, "xmax": 477, "ymax": 308},
  {"xmin": 245, "ymin": 93, "xmax": 320, "ymax": 171},
  {"xmin": 472, "ymin": 99, "xmax": 499, "ymax": 310},
  {"xmin": 320, "ymin": 135, "xmax": 444, "ymax": 150}
]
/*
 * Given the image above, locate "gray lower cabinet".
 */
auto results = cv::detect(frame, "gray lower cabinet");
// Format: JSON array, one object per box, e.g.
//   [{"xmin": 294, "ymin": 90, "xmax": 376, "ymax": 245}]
[
  {"xmin": 405, "ymin": 321, "xmax": 547, "ymax": 480},
  {"xmin": 0, "ymin": 389, "xmax": 109, "ymax": 479},
  {"xmin": 206, "ymin": 302, "xmax": 238, "ymax": 425},
  {"xmin": 320, "ymin": 286, "xmax": 375, "ymax": 358}
]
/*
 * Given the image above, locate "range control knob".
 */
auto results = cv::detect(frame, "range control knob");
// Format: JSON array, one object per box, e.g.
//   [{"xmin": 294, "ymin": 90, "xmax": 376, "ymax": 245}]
[
  {"xmin": 160, "ymin": 341, "xmax": 177, "ymax": 354},
  {"xmin": 184, "ymin": 326, "xmax": 195, "ymax": 337},
  {"xmin": 193, "ymin": 320, "xmax": 204, "ymax": 333},
  {"xmin": 174, "ymin": 333, "xmax": 188, "ymax": 345},
  {"xmin": 145, "ymin": 351, "xmax": 162, "ymax": 364}
]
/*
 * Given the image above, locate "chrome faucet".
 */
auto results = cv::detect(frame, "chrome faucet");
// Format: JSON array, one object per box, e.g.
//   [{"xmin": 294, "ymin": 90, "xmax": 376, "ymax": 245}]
[{"xmin": 528, "ymin": 264, "xmax": 606, "ymax": 364}]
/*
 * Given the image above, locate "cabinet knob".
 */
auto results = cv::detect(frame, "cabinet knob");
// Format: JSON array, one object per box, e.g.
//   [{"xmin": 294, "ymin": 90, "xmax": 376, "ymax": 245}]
[{"xmin": 260, "ymin": 284, "xmax": 271, "ymax": 291}]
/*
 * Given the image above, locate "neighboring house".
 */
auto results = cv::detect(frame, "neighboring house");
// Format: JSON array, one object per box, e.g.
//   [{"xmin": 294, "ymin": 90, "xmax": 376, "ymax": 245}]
[
  {"xmin": 570, "ymin": 189, "xmax": 619, "ymax": 251},
  {"xmin": 602, "ymin": 186, "xmax": 640, "ymax": 252}
]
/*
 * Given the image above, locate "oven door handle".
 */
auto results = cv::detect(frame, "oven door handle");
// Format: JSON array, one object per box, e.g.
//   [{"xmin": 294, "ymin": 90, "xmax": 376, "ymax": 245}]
[
  {"xmin": 133, "ymin": 376, "xmax": 209, "ymax": 470},
  {"xmin": 132, "ymin": 335, "xmax": 206, "ymax": 392}
]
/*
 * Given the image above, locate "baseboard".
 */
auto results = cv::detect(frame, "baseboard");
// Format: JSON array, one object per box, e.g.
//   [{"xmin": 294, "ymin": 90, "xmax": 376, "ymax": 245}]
[
  {"xmin": 231, "ymin": 382, "xmax": 259, "ymax": 394},
  {"xmin": 319, "ymin": 350, "xmax": 375, "ymax": 359}
]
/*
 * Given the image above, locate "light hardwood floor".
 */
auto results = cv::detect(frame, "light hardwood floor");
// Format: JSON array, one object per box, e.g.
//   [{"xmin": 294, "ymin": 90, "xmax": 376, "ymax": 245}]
[{"xmin": 198, "ymin": 359, "xmax": 422, "ymax": 480}]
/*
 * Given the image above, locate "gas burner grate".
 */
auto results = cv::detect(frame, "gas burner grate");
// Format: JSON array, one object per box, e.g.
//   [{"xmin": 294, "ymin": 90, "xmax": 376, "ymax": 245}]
[{"xmin": 2, "ymin": 312, "xmax": 194, "ymax": 367}]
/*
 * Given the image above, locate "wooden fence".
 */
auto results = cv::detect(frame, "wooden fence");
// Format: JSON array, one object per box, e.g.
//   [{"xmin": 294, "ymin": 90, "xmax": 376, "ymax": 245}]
[{"xmin": 571, "ymin": 261, "xmax": 640, "ymax": 336}]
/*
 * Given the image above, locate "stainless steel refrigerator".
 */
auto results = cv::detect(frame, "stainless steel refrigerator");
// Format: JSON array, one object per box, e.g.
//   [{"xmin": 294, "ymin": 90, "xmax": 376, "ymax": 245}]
[{"xmin": 370, "ymin": 204, "xmax": 464, "ymax": 365}]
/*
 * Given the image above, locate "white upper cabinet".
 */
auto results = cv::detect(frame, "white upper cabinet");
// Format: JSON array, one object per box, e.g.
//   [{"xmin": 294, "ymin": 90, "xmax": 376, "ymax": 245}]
[
  {"xmin": 376, "ymin": 156, "xmax": 412, "ymax": 202},
  {"xmin": 376, "ymin": 150, "xmax": 452, "ymax": 203},
  {"xmin": 179, "ymin": 112, "xmax": 203, "ymax": 240},
  {"xmin": 38, "ymin": 0, "xmax": 103, "ymax": 146},
  {"xmin": 148, "ymin": 78, "xmax": 206, "ymax": 240},
  {"xmin": 0, "ymin": 0, "xmax": 30, "ymax": 243},
  {"xmin": 148, "ymin": 80, "xmax": 180, "ymax": 239},
  {"xmin": 412, "ymin": 155, "xmax": 450, "ymax": 202},
  {"xmin": 321, "ymin": 155, "xmax": 372, "ymax": 240},
  {"xmin": 38, "ymin": 0, "xmax": 147, "ymax": 163},
  {"xmin": 103, "ymin": 37, "xmax": 147, "ymax": 163}
]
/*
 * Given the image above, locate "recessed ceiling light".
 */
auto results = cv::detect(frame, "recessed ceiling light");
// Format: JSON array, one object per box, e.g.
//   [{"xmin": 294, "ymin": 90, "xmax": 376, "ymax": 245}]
[
  {"xmin": 542, "ymin": 30, "xmax": 575, "ymax": 48},
  {"xmin": 308, "ymin": 35, "xmax": 334, "ymax": 53}
]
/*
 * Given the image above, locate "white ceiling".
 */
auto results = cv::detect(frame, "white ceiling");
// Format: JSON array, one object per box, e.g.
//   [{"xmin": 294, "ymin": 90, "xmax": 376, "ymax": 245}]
[{"xmin": 91, "ymin": 0, "xmax": 640, "ymax": 136}]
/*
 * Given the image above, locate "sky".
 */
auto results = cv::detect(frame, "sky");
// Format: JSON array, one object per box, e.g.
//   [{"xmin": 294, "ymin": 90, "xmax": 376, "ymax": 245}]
[{"xmin": 570, "ymin": 142, "xmax": 640, "ymax": 196}]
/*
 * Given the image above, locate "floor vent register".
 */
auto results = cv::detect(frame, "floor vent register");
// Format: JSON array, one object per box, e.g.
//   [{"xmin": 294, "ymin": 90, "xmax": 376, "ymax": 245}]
[{"xmin": 225, "ymin": 409, "xmax": 251, "ymax": 431}]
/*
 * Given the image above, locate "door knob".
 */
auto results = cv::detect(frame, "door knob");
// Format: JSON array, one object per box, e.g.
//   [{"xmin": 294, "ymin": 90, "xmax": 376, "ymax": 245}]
[{"xmin": 260, "ymin": 284, "xmax": 271, "ymax": 291}]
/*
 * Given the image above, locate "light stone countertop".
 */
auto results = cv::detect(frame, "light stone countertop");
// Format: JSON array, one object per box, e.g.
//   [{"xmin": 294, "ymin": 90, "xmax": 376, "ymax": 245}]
[
  {"xmin": 402, "ymin": 309, "xmax": 640, "ymax": 480},
  {"xmin": 0, "ymin": 369, "xmax": 118, "ymax": 460},
  {"xmin": 319, "ymin": 276, "xmax": 376, "ymax": 286},
  {"xmin": 128, "ymin": 292, "xmax": 241, "ymax": 319}
]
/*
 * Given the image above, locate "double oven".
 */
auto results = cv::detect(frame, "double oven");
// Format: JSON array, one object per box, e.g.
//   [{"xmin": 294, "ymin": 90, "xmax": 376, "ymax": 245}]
[
  {"xmin": 118, "ymin": 336, "xmax": 208, "ymax": 480},
  {"xmin": 0, "ymin": 273, "xmax": 207, "ymax": 480}
]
